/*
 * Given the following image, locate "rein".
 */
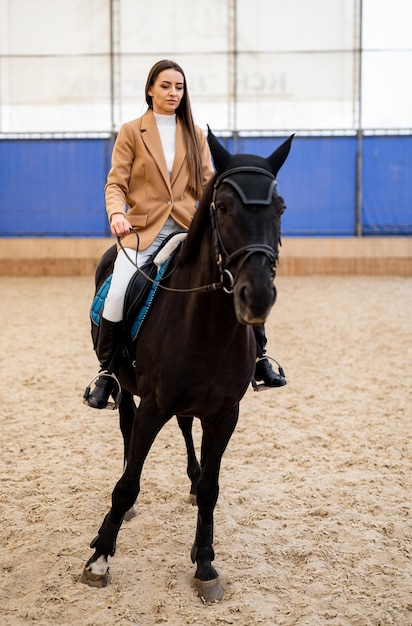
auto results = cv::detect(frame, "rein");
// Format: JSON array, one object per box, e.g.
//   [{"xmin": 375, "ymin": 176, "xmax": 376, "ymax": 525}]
[
  {"xmin": 119, "ymin": 165, "xmax": 280, "ymax": 295},
  {"xmin": 118, "ymin": 233, "xmax": 223, "ymax": 294}
]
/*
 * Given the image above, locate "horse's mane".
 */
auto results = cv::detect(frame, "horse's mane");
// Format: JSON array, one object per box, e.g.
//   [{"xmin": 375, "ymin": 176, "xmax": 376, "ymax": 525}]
[{"xmin": 177, "ymin": 174, "xmax": 217, "ymax": 266}]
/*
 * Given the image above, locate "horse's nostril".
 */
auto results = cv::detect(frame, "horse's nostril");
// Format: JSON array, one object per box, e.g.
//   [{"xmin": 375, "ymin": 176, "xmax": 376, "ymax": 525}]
[
  {"xmin": 239, "ymin": 285, "xmax": 248, "ymax": 303},
  {"xmin": 239, "ymin": 282, "xmax": 276, "ymax": 306},
  {"xmin": 235, "ymin": 282, "xmax": 276, "ymax": 324}
]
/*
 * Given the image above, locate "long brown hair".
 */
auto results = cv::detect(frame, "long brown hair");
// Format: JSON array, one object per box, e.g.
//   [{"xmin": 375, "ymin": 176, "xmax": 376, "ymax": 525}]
[{"xmin": 145, "ymin": 60, "xmax": 204, "ymax": 198}]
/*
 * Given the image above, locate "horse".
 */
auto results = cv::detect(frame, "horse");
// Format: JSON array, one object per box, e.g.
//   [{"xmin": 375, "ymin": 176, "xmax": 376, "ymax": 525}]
[{"xmin": 81, "ymin": 129, "xmax": 293, "ymax": 602}]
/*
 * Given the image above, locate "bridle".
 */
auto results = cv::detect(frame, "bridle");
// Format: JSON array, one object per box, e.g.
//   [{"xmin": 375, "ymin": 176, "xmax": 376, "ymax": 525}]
[
  {"xmin": 210, "ymin": 166, "xmax": 280, "ymax": 294},
  {"xmin": 120, "ymin": 166, "xmax": 281, "ymax": 295}
]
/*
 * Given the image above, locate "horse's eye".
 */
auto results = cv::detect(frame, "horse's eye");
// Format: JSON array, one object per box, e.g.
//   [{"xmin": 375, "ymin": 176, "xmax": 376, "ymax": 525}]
[
  {"xmin": 217, "ymin": 203, "xmax": 227, "ymax": 215},
  {"xmin": 276, "ymin": 196, "xmax": 286, "ymax": 216}
]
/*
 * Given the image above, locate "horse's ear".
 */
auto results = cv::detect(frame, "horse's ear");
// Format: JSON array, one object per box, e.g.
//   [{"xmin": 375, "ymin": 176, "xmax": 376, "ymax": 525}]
[
  {"xmin": 267, "ymin": 134, "xmax": 294, "ymax": 177},
  {"xmin": 207, "ymin": 125, "xmax": 232, "ymax": 173}
]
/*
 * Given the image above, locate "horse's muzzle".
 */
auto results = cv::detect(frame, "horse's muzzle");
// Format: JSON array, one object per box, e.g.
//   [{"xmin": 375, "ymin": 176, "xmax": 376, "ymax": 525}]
[{"xmin": 233, "ymin": 283, "xmax": 277, "ymax": 325}]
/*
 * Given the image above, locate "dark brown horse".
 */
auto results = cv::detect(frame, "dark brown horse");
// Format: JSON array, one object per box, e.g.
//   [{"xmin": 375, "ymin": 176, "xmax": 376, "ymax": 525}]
[{"xmin": 81, "ymin": 129, "xmax": 293, "ymax": 601}]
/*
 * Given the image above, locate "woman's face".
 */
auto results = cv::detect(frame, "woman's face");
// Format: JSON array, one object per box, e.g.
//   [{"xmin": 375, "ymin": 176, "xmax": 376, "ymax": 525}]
[{"xmin": 148, "ymin": 68, "xmax": 184, "ymax": 115}]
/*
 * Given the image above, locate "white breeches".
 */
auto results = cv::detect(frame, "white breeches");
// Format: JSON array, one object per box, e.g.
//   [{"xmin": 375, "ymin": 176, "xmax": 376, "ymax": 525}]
[{"xmin": 102, "ymin": 217, "xmax": 181, "ymax": 322}]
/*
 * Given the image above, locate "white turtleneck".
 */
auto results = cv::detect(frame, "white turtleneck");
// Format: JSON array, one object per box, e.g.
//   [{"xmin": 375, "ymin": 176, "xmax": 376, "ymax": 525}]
[{"xmin": 154, "ymin": 113, "xmax": 176, "ymax": 175}]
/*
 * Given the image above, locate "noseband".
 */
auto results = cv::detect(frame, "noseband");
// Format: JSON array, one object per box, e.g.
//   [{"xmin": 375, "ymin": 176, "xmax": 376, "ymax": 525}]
[{"xmin": 210, "ymin": 166, "xmax": 280, "ymax": 294}]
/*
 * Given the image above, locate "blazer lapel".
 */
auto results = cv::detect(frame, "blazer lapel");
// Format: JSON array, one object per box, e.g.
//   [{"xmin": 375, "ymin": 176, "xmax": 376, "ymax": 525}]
[
  {"xmin": 170, "ymin": 120, "xmax": 185, "ymax": 186},
  {"xmin": 140, "ymin": 111, "xmax": 171, "ymax": 191}
]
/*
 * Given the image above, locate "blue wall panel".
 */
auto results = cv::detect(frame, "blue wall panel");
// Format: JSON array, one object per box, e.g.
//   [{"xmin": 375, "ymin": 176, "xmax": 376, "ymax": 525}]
[
  {"xmin": 0, "ymin": 135, "xmax": 411, "ymax": 237},
  {"xmin": 362, "ymin": 136, "xmax": 412, "ymax": 235},
  {"xmin": 0, "ymin": 139, "xmax": 111, "ymax": 236},
  {"xmin": 238, "ymin": 136, "xmax": 358, "ymax": 236}
]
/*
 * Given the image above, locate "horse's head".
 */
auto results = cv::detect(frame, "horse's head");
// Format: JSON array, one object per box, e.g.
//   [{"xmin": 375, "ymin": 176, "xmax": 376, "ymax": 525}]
[{"xmin": 207, "ymin": 128, "xmax": 293, "ymax": 325}]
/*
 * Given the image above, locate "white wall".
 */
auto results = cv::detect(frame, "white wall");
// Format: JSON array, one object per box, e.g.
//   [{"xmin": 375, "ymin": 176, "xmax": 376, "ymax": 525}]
[{"xmin": 0, "ymin": 0, "xmax": 411, "ymax": 134}]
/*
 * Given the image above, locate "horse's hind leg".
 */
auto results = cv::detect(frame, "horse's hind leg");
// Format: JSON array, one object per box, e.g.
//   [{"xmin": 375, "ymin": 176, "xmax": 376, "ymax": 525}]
[
  {"xmin": 176, "ymin": 415, "xmax": 201, "ymax": 503},
  {"xmin": 191, "ymin": 406, "xmax": 239, "ymax": 603},
  {"xmin": 81, "ymin": 401, "xmax": 171, "ymax": 587}
]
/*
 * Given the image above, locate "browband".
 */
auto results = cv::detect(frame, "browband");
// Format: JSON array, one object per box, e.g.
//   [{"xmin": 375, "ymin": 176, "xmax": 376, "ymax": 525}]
[{"xmin": 213, "ymin": 166, "xmax": 278, "ymax": 205}]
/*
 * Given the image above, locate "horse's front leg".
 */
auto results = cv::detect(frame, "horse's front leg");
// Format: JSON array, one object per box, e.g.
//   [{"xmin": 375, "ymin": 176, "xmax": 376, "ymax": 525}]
[
  {"xmin": 176, "ymin": 415, "xmax": 201, "ymax": 503},
  {"xmin": 119, "ymin": 389, "xmax": 137, "ymax": 466},
  {"xmin": 119, "ymin": 390, "xmax": 139, "ymax": 521},
  {"xmin": 191, "ymin": 405, "xmax": 239, "ymax": 603},
  {"xmin": 81, "ymin": 402, "xmax": 170, "ymax": 587}
]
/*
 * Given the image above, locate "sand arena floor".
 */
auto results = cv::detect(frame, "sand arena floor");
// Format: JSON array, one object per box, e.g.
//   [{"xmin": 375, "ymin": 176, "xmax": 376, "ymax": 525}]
[{"xmin": 1, "ymin": 275, "xmax": 411, "ymax": 625}]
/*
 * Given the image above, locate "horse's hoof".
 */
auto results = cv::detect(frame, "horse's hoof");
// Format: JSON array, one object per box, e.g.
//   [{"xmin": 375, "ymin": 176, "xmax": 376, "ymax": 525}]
[
  {"xmin": 123, "ymin": 505, "xmax": 138, "ymax": 522},
  {"xmin": 188, "ymin": 493, "xmax": 197, "ymax": 506},
  {"xmin": 80, "ymin": 566, "xmax": 108, "ymax": 588},
  {"xmin": 194, "ymin": 576, "xmax": 224, "ymax": 603}
]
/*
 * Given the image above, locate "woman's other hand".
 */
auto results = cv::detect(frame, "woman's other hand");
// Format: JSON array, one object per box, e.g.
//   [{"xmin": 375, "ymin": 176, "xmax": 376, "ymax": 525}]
[{"xmin": 110, "ymin": 213, "xmax": 133, "ymax": 238}]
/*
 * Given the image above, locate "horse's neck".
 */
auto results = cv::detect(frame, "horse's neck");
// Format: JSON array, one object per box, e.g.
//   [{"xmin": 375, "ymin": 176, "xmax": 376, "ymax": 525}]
[
  {"xmin": 170, "ymin": 228, "xmax": 252, "ymax": 344},
  {"xmin": 174, "ymin": 231, "xmax": 217, "ymax": 290}
]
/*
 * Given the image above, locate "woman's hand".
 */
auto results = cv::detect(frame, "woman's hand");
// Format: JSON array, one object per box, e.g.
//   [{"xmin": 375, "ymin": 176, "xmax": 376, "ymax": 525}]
[{"xmin": 110, "ymin": 213, "xmax": 133, "ymax": 238}]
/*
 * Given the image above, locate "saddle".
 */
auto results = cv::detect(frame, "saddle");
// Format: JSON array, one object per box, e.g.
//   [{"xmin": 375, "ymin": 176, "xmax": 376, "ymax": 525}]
[{"xmin": 90, "ymin": 232, "xmax": 187, "ymax": 357}]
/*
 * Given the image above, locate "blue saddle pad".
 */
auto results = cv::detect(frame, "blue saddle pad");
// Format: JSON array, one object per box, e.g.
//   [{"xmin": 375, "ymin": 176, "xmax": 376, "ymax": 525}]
[
  {"xmin": 90, "ymin": 261, "xmax": 169, "ymax": 340},
  {"xmin": 130, "ymin": 261, "xmax": 169, "ymax": 340},
  {"xmin": 90, "ymin": 275, "xmax": 112, "ymax": 326}
]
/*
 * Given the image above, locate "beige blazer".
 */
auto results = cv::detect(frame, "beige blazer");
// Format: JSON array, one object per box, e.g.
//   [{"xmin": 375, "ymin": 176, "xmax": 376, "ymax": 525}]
[{"xmin": 105, "ymin": 109, "xmax": 214, "ymax": 250}]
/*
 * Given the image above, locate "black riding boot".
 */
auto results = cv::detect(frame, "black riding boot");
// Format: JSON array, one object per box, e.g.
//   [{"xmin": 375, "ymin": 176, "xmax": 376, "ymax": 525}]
[
  {"xmin": 253, "ymin": 324, "xmax": 287, "ymax": 387},
  {"xmin": 84, "ymin": 318, "xmax": 123, "ymax": 409}
]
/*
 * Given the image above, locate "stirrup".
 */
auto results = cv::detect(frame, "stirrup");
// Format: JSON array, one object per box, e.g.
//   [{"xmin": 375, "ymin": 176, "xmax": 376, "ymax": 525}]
[
  {"xmin": 83, "ymin": 370, "xmax": 122, "ymax": 410},
  {"xmin": 251, "ymin": 355, "xmax": 287, "ymax": 392}
]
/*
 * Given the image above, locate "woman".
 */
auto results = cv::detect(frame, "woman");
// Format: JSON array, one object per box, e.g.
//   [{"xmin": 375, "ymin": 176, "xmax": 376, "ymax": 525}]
[{"xmin": 86, "ymin": 59, "xmax": 285, "ymax": 409}]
